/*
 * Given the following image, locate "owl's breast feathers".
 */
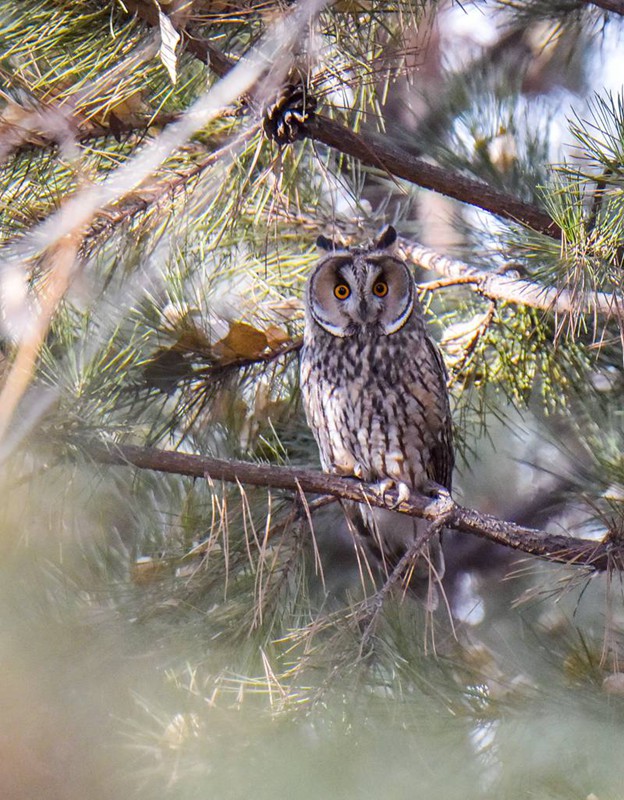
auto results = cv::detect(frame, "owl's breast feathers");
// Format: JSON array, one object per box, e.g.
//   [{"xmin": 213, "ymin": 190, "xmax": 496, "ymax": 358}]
[{"xmin": 300, "ymin": 324, "xmax": 454, "ymax": 492}]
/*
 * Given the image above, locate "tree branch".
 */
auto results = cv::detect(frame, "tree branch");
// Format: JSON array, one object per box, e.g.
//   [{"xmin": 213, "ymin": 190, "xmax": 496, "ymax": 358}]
[
  {"xmin": 84, "ymin": 128, "xmax": 258, "ymax": 246},
  {"xmin": 404, "ymin": 240, "xmax": 624, "ymax": 320},
  {"xmin": 124, "ymin": 8, "xmax": 562, "ymax": 240},
  {"xmin": 81, "ymin": 439, "xmax": 622, "ymax": 573},
  {"xmin": 303, "ymin": 116, "xmax": 561, "ymax": 239},
  {"xmin": 583, "ymin": 0, "xmax": 624, "ymax": 14},
  {"xmin": 0, "ymin": 112, "xmax": 183, "ymax": 166}
]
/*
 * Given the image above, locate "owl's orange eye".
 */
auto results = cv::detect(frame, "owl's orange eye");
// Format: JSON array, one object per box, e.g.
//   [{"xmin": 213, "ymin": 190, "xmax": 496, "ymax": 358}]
[
  {"xmin": 373, "ymin": 281, "xmax": 388, "ymax": 297},
  {"xmin": 334, "ymin": 283, "xmax": 351, "ymax": 300}
]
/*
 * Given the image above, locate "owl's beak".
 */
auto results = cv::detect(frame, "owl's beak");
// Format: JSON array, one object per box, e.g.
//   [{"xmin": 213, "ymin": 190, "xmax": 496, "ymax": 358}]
[{"xmin": 357, "ymin": 299, "xmax": 369, "ymax": 322}]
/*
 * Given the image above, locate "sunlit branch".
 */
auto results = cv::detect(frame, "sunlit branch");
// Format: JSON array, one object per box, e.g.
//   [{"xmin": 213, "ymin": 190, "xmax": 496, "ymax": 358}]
[
  {"xmin": 82, "ymin": 439, "xmax": 621, "ymax": 573},
  {"xmin": 0, "ymin": 232, "xmax": 83, "ymax": 439},
  {"xmin": 85, "ymin": 127, "xmax": 259, "ymax": 246},
  {"xmin": 405, "ymin": 240, "xmax": 624, "ymax": 320}
]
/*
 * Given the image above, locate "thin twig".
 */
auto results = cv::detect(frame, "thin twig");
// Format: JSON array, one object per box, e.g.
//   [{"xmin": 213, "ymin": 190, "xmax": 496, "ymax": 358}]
[
  {"xmin": 79, "ymin": 438, "xmax": 624, "ymax": 573},
  {"xmin": 358, "ymin": 513, "xmax": 452, "ymax": 647}
]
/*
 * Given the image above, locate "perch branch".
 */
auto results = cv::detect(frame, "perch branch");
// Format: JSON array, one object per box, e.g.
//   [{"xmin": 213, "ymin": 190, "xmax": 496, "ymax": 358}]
[{"xmin": 81, "ymin": 439, "xmax": 622, "ymax": 573}]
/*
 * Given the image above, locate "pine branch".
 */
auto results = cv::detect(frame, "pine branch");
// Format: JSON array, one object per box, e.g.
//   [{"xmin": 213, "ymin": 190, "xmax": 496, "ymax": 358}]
[
  {"xmin": 84, "ymin": 127, "xmax": 258, "ymax": 246},
  {"xmin": 0, "ymin": 111, "xmax": 182, "ymax": 165},
  {"xmin": 120, "ymin": 7, "xmax": 562, "ymax": 239},
  {"xmin": 81, "ymin": 439, "xmax": 622, "ymax": 573},
  {"xmin": 302, "ymin": 116, "xmax": 561, "ymax": 238},
  {"xmin": 178, "ymin": 27, "xmax": 561, "ymax": 238},
  {"xmin": 404, "ymin": 240, "xmax": 624, "ymax": 320}
]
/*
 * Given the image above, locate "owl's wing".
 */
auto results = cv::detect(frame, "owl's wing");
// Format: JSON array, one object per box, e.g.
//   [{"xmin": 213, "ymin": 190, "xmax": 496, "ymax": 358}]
[
  {"xmin": 300, "ymin": 348, "xmax": 341, "ymax": 473},
  {"xmin": 424, "ymin": 336, "xmax": 454, "ymax": 491}
]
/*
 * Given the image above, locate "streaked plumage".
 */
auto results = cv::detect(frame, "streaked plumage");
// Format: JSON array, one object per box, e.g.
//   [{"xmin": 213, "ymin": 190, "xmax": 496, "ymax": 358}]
[{"xmin": 300, "ymin": 226, "xmax": 453, "ymax": 605}]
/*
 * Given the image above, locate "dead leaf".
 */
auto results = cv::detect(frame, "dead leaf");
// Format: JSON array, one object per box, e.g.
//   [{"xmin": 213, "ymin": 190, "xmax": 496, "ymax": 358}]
[
  {"xmin": 131, "ymin": 556, "xmax": 170, "ymax": 585},
  {"xmin": 212, "ymin": 321, "xmax": 269, "ymax": 362},
  {"xmin": 158, "ymin": 10, "xmax": 180, "ymax": 85},
  {"xmin": 264, "ymin": 324, "xmax": 291, "ymax": 348}
]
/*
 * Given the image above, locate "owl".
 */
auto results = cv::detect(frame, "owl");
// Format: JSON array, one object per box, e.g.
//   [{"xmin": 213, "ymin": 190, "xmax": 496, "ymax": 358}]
[{"xmin": 300, "ymin": 226, "xmax": 453, "ymax": 607}]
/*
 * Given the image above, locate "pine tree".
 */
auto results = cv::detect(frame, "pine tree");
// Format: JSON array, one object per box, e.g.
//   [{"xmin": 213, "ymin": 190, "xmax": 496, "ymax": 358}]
[{"xmin": 2, "ymin": 1, "xmax": 624, "ymax": 797}]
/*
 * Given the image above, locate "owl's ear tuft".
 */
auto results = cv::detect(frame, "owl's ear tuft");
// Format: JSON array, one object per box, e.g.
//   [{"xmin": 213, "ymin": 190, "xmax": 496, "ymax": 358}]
[
  {"xmin": 375, "ymin": 226, "xmax": 397, "ymax": 251},
  {"xmin": 316, "ymin": 234, "xmax": 339, "ymax": 251}
]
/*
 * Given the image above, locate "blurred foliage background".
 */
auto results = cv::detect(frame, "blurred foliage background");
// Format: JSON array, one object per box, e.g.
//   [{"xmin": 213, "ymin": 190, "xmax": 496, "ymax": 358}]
[{"xmin": 2, "ymin": 0, "xmax": 624, "ymax": 797}]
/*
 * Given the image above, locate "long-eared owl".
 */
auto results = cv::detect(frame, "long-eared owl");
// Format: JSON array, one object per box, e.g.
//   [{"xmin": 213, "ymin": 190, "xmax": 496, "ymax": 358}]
[{"xmin": 300, "ymin": 226, "xmax": 454, "ymax": 607}]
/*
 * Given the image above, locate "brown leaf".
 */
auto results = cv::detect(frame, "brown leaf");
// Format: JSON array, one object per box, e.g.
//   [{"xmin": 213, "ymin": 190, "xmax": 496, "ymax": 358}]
[
  {"xmin": 212, "ymin": 322, "xmax": 269, "ymax": 362},
  {"xmin": 131, "ymin": 556, "xmax": 170, "ymax": 586},
  {"xmin": 264, "ymin": 324, "xmax": 291, "ymax": 349}
]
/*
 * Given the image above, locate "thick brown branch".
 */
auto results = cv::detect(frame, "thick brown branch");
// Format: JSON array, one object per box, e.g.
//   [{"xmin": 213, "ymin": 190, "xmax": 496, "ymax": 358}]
[
  {"xmin": 125, "ymin": 10, "xmax": 561, "ymax": 239},
  {"xmin": 405, "ymin": 240, "xmax": 624, "ymax": 319},
  {"xmin": 82, "ymin": 439, "xmax": 622, "ymax": 572},
  {"xmin": 303, "ymin": 116, "xmax": 561, "ymax": 239}
]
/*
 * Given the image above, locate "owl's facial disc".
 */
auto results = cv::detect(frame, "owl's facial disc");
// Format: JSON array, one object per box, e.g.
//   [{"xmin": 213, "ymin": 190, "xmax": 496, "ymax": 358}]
[
  {"xmin": 367, "ymin": 256, "xmax": 415, "ymax": 335},
  {"xmin": 307, "ymin": 255, "xmax": 355, "ymax": 336},
  {"xmin": 308, "ymin": 255, "xmax": 414, "ymax": 337}
]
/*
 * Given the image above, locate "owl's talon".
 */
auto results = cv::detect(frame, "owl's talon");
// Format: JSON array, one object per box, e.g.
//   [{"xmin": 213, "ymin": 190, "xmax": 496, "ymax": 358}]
[
  {"xmin": 395, "ymin": 482, "xmax": 411, "ymax": 506},
  {"xmin": 422, "ymin": 481, "xmax": 454, "ymax": 515},
  {"xmin": 372, "ymin": 478, "xmax": 394, "ymax": 505},
  {"xmin": 370, "ymin": 478, "xmax": 411, "ymax": 509}
]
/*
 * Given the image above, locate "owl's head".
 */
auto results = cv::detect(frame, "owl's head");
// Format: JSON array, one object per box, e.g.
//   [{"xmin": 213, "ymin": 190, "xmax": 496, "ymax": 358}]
[{"xmin": 306, "ymin": 226, "xmax": 415, "ymax": 338}]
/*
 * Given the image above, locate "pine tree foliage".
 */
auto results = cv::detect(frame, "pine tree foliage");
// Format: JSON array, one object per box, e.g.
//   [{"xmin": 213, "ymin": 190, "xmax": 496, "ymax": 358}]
[{"xmin": 3, "ymin": 0, "xmax": 624, "ymax": 797}]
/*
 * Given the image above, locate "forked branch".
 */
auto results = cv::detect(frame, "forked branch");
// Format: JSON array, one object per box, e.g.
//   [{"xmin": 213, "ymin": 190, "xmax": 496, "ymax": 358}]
[{"xmin": 83, "ymin": 439, "xmax": 622, "ymax": 573}]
